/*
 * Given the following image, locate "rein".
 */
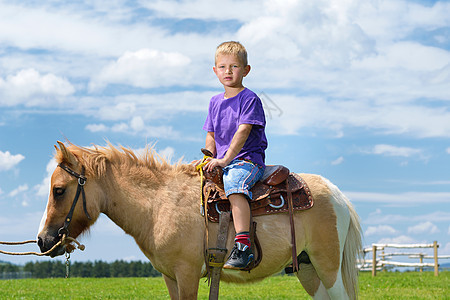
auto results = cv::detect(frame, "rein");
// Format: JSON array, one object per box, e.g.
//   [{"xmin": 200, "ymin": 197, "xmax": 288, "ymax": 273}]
[
  {"xmin": 195, "ymin": 150, "xmax": 214, "ymax": 280},
  {"xmin": 57, "ymin": 163, "xmax": 91, "ymax": 237}
]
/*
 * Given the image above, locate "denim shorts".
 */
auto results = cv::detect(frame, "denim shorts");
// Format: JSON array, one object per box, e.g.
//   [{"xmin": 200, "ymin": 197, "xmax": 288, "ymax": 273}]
[{"xmin": 223, "ymin": 159, "xmax": 265, "ymax": 199}]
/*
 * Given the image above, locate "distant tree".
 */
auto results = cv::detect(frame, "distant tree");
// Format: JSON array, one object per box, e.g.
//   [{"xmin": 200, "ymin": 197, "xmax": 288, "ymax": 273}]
[
  {"xmin": 23, "ymin": 262, "xmax": 34, "ymax": 274},
  {"xmin": 82, "ymin": 261, "xmax": 93, "ymax": 277},
  {"xmin": 0, "ymin": 262, "xmax": 20, "ymax": 273},
  {"xmin": 51, "ymin": 261, "xmax": 65, "ymax": 278},
  {"xmin": 6, "ymin": 260, "xmax": 161, "ymax": 278},
  {"xmin": 93, "ymin": 260, "xmax": 110, "ymax": 278},
  {"xmin": 70, "ymin": 261, "xmax": 84, "ymax": 277}
]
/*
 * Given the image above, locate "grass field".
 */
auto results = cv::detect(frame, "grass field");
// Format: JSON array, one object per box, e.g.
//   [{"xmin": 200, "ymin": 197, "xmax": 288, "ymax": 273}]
[{"xmin": 0, "ymin": 271, "xmax": 448, "ymax": 299}]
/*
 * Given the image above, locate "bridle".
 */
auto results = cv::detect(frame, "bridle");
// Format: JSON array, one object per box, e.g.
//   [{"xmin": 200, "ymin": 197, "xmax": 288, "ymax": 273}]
[{"xmin": 57, "ymin": 163, "xmax": 91, "ymax": 237}]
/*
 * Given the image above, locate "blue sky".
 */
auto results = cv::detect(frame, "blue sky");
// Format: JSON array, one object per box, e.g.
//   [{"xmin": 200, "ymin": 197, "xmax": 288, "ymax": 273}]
[{"xmin": 0, "ymin": 0, "xmax": 449, "ymax": 266}]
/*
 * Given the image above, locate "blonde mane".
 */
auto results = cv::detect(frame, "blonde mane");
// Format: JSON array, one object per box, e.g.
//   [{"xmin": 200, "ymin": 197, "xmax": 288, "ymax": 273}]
[{"xmin": 55, "ymin": 143, "xmax": 198, "ymax": 179}]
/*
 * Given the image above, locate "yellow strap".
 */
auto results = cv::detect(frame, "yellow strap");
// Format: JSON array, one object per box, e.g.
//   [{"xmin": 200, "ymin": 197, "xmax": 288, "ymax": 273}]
[
  {"xmin": 208, "ymin": 262, "xmax": 225, "ymax": 268},
  {"xmin": 196, "ymin": 154, "xmax": 211, "ymax": 214},
  {"xmin": 195, "ymin": 156, "xmax": 209, "ymax": 171},
  {"xmin": 197, "ymin": 153, "xmax": 214, "ymax": 276}
]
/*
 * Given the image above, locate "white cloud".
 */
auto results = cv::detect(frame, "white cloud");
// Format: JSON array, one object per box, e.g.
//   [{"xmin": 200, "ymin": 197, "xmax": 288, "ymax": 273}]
[
  {"xmin": 365, "ymin": 225, "xmax": 398, "ymax": 236},
  {"xmin": 443, "ymin": 242, "xmax": 450, "ymax": 255},
  {"xmin": 242, "ymin": 1, "xmax": 377, "ymax": 67},
  {"xmin": 265, "ymin": 94, "xmax": 450, "ymax": 139},
  {"xmin": 0, "ymin": 2, "xmax": 167, "ymax": 57},
  {"xmin": 158, "ymin": 147, "xmax": 175, "ymax": 161},
  {"xmin": 377, "ymin": 235, "xmax": 416, "ymax": 245},
  {"xmin": 35, "ymin": 158, "xmax": 57, "ymax": 197},
  {"xmin": 354, "ymin": 41, "xmax": 450, "ymax": 72},
  {"xmin": 366, "ymin": 144, "xmax": 423, "ymax": 158},
  {"xmin": 0, "ymin": 150, "xmax": 25, "ymax": 171},
  {"xmin": 364, "ymin": 210, "xmax": 450, "ymax": 225},
  {"xmin": 446, "ymin": 147, "xmax": 450, "ymax": 155},
  {"xmin": 355, "ymin": 1, "xmax": 450, "ymax": 41},
  {"xmin": 80, "ymin": 91, "xmax": 213, "ymax": 140},
  {"xmin": 229, "ymin": 1, "xmax": 450, "ymax": 140},
  {"xmin": 0, "ymin": 1, "xmax": 448, "ymax": 142},
  {"xmin": 85, "ymin": 123, "xmax": 108, "ymax": 133},
  {"xmin": 347, "ymin": 191, "xmax": 450, "ymax": 206},
  {"xmin": 84, "ymin": 92, "xmax": 211, "ymax": 123},
  {"xmin": 0, "ymin": 69, "xmax": 74, "ymax": 106},
  {"xmin": 111, "ymin": 122, "xmax": 129, "ymax": 133},
  {"xmin": 407, "ymin": 222, "xmax": 440, "ymax": 235},
  {"xmin": 331, "ymin": 156, "xmax": 344, "ymax": 165},
  {"xmin": 140, "ymin": 0, "xmax": 263, "ymax": 21},
  {"xmin": 85, "ymin": 117, "xmax": 191, "ymax": 140},
  {"xmin": 235, "ymin": 0, "xmax": 450, "ymax": 95},
  {"xmin": 130, "ymin": 116, "xmax": 145, "ymax": 132},
  {"xmin": 89, "ymin": 49, "xmax": 191, "ymax": 91},
  {"xmin": 98, "ymin": 102, "xmax": 137, "ymax": 121},
  {"xmin": 8, "ymin": 184, "xmax": 29, "ymax": 197},
  {"xmin": 389, "ymin": 179, "xmax": 450, "ymax": 186}
]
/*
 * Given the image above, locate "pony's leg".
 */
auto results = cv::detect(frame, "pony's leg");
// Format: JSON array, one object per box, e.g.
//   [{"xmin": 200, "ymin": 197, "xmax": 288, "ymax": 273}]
[
  {"xmin": 175, "ymin": 275, "xmax": 200, "ymax": 300},
  {"xmin": 163, "ymin": 275, "xmax": 179, "ymax": 300},
  {"xmin": 297, "ymin": 262, "xmax": 320, "ymax": 297},
  {"xmin": 301, "ymin": 178, "xmax": 352, "ymax": 299},
  {"xmin": 306, "ymin": 230, "xmax": 350, "ymax": 300},
  {"xmin": 325, "ymin": 270, "xmax": 349, "ymax": 299},
  {"xmin": 314, "ymin": 282, "xmax": 332, "ymax": 300},
  {"xmin": 297, "ymin": 262, "xmax": 330, "ymax": 299},
  {"xmin": 163, "ymin": 272, "xmax": 201, "ymax": 300},
  {"xmin": 173, "ymin": 261, "xmax": 202, "ymax": 300}
]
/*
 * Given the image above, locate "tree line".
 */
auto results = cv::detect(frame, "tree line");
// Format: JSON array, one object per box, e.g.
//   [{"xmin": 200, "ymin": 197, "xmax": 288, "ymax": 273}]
[{"xmin": 0, "ymin": 260, "xmax": 161, "ymax": 278}]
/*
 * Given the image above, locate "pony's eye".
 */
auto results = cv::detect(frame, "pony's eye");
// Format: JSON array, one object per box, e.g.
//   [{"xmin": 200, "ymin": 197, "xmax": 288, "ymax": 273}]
[{"xmin": 53, "ymin": 187, "xmax": 65, "ymax": 197}]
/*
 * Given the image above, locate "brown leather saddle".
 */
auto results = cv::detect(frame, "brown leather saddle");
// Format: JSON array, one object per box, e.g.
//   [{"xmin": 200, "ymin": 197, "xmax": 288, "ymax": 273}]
[
  {"xmin": 199, "ymin": 149, "xmax": 314, "ymax": 273},
  {"xmin": 203, "ymin": 165, "xmax": 314, "ymax": 223}
]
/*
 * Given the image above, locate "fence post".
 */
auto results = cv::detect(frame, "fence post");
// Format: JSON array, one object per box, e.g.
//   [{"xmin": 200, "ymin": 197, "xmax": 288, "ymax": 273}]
[
  {"xmin": 419, "ymin": 254, "xmax": 423, "ymax": 273},
  {"xmin": 433, "ymin": 241, "xmax": 439, "ymax": 277},
  {"xmin": 372, "ymin": 245, "xmax": 377, "ymax": 277}
]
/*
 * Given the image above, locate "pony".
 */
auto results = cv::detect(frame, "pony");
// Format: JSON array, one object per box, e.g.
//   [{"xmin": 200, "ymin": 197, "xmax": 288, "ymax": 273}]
[{"xmin": 37, "ymin": 142, "xmax": 362, "ymax": 299}]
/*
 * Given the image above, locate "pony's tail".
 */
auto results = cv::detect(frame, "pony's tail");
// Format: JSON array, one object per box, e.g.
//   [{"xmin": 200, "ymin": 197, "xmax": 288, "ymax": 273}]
[{"xmin": 341, "ymin": 201, "xmax": 362, "ymax": 300}]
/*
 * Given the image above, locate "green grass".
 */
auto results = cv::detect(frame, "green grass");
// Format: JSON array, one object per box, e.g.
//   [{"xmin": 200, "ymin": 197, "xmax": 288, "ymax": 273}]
[{"xmin": 0, "ymin": 271, "xmax": 448, "ymax": 299}]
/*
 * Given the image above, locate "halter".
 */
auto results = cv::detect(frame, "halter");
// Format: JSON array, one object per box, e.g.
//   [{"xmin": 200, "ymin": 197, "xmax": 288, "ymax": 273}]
[{"xmin": 57, "ymin": 163, "xmax": 91, "ymax": 237}]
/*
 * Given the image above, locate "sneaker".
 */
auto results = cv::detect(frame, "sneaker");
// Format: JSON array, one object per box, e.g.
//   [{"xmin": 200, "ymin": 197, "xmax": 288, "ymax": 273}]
[{"xmin": 223, "ymin": 242, "xmax": 254, "ymax": 270}]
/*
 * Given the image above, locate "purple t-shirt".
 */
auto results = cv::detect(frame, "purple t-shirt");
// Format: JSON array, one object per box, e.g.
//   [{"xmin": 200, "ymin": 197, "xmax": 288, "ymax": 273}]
[{"xmin": 203, "ymin": 88, "xmax": 267, "ymax": 167}]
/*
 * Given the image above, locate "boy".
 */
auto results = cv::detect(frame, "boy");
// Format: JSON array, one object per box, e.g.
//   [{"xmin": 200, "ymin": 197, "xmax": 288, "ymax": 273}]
[{"xmin": 202, "ymin": 41, "xmax": 267, "ymax": 270}]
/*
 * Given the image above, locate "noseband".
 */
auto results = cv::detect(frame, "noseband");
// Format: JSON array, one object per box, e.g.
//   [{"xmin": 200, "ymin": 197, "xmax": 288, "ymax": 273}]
[{"xmin": 57, "ymin": 163, "xmax": 91, "ymax": 237}]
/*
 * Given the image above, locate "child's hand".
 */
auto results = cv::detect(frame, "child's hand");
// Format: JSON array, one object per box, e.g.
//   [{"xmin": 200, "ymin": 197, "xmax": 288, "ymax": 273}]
[
  {"xmin": 204, "ymin": 158, "xmax": 228, "ymax": 172},
  {"xmin": 190, "ymin": 159, "xmax": 202, "ymax": 167}
]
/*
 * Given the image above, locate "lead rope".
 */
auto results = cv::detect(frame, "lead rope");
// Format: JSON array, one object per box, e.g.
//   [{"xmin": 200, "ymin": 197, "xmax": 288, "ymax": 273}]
[
  {"xmin": 0, "ymin": 235, "xmax": 84, "ymax": 279},
  {"xmin": 0, "ymin": 235, "xmax": 85, "ymax": 256}
]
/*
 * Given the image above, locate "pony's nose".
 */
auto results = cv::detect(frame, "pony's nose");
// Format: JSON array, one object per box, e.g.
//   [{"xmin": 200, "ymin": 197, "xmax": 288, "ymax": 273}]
[{"xmin": 37, "ymin": 236, "xmax": 44, "ymax": 250}]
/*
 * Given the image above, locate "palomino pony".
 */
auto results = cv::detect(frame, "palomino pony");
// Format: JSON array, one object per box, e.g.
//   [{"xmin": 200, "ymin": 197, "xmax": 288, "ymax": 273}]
[{"xmin": 37, "ymin": 142, "xmax": 362, "ymax": 299}]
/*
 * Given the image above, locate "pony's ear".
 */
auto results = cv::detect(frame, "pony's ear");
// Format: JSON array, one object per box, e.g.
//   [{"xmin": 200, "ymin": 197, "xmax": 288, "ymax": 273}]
[{"xmin": 56, "ymin": 141, "xmax": 79, "ymax": 167}]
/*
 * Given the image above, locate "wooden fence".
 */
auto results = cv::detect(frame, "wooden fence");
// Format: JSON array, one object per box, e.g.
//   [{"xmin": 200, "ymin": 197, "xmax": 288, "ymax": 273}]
[{"xmin": 359, "ymin": 241, "xmax": 450, "ymax": 276}]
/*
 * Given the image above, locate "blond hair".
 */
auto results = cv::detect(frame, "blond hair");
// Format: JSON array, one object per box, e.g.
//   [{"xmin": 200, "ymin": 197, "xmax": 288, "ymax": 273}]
[{"xmin": 215, "ymin": 41, "xmax": 248, "ymax": 66}]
